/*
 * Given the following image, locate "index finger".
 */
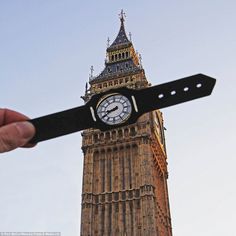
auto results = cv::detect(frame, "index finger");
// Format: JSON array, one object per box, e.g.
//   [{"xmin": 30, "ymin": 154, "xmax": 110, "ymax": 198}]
[{"xmin": 0, "ymin": 108, "xmax": 29, "ymax": 126}]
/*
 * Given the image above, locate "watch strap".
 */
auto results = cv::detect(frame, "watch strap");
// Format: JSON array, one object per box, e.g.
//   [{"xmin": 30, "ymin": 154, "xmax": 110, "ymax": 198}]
[
  {"xmin": 29, "ymin": 105, "xmax": 93, "ymax": 143},
  {"xmin": 135, "ymin": 74, "xmax": 216, "ymax": 114}
]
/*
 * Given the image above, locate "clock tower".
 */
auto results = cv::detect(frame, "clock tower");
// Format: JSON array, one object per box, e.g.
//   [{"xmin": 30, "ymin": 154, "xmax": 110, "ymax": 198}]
[{"xmin": 80, "ymin": 11, "xmax": 172, "ymax": 236}]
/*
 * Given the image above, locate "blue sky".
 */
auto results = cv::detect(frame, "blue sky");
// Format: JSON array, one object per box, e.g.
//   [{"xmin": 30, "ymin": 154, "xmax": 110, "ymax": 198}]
[{"xmin": 1, "ymin": 1, "xmax": 236, "ymax": 235}]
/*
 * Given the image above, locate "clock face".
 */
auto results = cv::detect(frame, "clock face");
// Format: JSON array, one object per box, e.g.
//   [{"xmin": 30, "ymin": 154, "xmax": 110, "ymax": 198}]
[{"xmin": 96, "ymin": 93, "xmax": 132, "ymax": 125}]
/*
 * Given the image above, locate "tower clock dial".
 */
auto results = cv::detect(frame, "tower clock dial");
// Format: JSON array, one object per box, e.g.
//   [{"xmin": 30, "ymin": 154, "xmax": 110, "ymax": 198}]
[{"xmin": 96, "ymin": 93, "xmax": 132, "ymax": 125}]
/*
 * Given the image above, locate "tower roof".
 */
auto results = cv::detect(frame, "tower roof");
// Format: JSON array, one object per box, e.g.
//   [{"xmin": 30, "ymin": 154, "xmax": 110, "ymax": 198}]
[
  {"xmin": 89, "ymin": 10, "xmax": 142, "ymax": 83},
  {"xmin": 107, "ymin": 10, "xmax": 132, "ymax": 51}
]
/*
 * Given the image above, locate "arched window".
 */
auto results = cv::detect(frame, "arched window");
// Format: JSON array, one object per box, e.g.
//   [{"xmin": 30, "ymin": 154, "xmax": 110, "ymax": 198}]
[
  {"xmin": 105, "ymin": 132, "xmax": 110, "ymax": 140},
  {"xmin": 118, "ymin": 129, "xmax": 123, "ymax": 138},
  {"xmin": 112, "ymin": 130, "xmax": 116, "ymax": 139},
  {"xmin": 100, "ymin": 133, "xmax": 104, "ymax": 141},
  {"xmin": 94, "ymin": 134, "xmax": 98, "ymax": 143},
  {"xmin": 124, "ymin": 128, "xmax": 129, "ymax": 137},
  {"xmin": 130, "ymin": 127, "xmax": 136, "ymax": 136}
]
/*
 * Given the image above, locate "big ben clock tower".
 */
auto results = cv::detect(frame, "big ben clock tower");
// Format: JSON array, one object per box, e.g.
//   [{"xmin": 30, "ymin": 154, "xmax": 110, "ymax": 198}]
[{"xmin": 80, "ymin": 11, "xmax": 172, "ymax": 236}]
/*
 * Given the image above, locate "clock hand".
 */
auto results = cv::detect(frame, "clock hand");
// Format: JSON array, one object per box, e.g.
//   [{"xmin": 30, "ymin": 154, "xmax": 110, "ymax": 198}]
[
  {"xmin": 101, "ymin": 113, "xmax": 108, "ymax": 119},
  {"xmin": 107, "ymin": 106, "xmax": 118, "ymax": 114},
  {"xmin": 102, "ymin": 106, "xmax": 118, "ymax": 118}
]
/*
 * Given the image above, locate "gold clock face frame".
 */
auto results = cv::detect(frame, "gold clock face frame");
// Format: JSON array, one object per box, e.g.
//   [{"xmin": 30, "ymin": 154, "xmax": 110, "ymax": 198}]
[{"xmin": 96, "ymin": 93, "xmax": 132, "ymax": 125}]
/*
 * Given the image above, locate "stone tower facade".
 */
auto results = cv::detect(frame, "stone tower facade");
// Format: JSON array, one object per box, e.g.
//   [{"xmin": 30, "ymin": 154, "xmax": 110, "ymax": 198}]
[{"xmin": 80, "ymin": 13, "xmax": 172, "ymax": 236}]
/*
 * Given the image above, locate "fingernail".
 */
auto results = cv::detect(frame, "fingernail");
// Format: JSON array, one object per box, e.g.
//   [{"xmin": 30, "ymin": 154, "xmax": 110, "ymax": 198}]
[{"xmin": 15, "ymin": 122, "xmax": 35, "ymax": 139}]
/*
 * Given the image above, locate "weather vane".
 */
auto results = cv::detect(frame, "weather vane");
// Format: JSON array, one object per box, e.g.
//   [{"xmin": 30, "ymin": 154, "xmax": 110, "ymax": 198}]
[{"xmin": 119, "ymin": 9, "xmax": 126, "ymax": 22}]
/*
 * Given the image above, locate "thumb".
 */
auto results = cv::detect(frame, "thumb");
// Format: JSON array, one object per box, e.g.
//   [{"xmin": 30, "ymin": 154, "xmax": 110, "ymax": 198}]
[{"xmin": 0, "ymin": 121, "xmax": 35, "ymax": 153}]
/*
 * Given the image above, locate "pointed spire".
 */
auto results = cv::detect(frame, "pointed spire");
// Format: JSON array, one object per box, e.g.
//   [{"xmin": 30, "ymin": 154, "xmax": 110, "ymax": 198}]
[
  {"xmin": 90, "ymin": 66, "xmax": 94, "ymax": 76},
  {"xmin": 139, "ymin": 53, "xmax": 143, "ymax": 68},
  {"xmin": 89, "ymin": 65, "xmax": 94, "ymax": 81},
  {"xmin": 107, "ymin": 9, "xmax": 131, "ymax": 50},
  {"xmin": 107, "ymin": 37, "xmax": 110, "ymax": 47},
  {"xmin": 129, "ymin": 32, "xmax": 132, "ymax": 41}
]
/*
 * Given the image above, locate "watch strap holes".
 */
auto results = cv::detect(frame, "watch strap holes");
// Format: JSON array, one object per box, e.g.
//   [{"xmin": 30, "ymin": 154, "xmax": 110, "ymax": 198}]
[
  {"xmin": 158, "ymin": 94, "xmax": 164, "ymax": 99},
  {"xmin": 170, "ymin": 90, "xmax": 176, "ymax": 95},
  {"xmin": 196, "ymin": 83, "xmax": 202, "ymax": 88},
  {"xmin": 183, "ymin": 87, "xmax": 189, "ymax": 92}
]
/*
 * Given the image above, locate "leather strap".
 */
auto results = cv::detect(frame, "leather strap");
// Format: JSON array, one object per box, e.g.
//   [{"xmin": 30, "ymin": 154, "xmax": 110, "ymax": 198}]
[
  {"xmin": 28, "ymin": 74, "xmax": 216, "ymax": 143},
  {"xmin": 135, "ymin": 74, "xmax": 216, "ymax": 114},
  {"xmin": 29, "ymin": 105, "xmax": 93, "ymax": 143}
]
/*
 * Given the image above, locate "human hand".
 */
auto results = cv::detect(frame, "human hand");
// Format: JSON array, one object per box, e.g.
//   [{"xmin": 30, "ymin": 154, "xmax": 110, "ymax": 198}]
[{"xmin": 0, "ymin": 108, "xmax": 35, "ymax": 153}]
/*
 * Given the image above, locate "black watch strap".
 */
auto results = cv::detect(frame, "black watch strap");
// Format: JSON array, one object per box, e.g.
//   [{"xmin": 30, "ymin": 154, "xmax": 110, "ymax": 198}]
[
  {"xmin": 29, "ymin": 105, "xmax": 93, "ymax": 143},
  {"xmin": 28, "ymin": 74, "xmax": 216, "ymax": 143},
  {"xmin": 135, "ymin": 74, "xmax": 216, "ymax": 114}
]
